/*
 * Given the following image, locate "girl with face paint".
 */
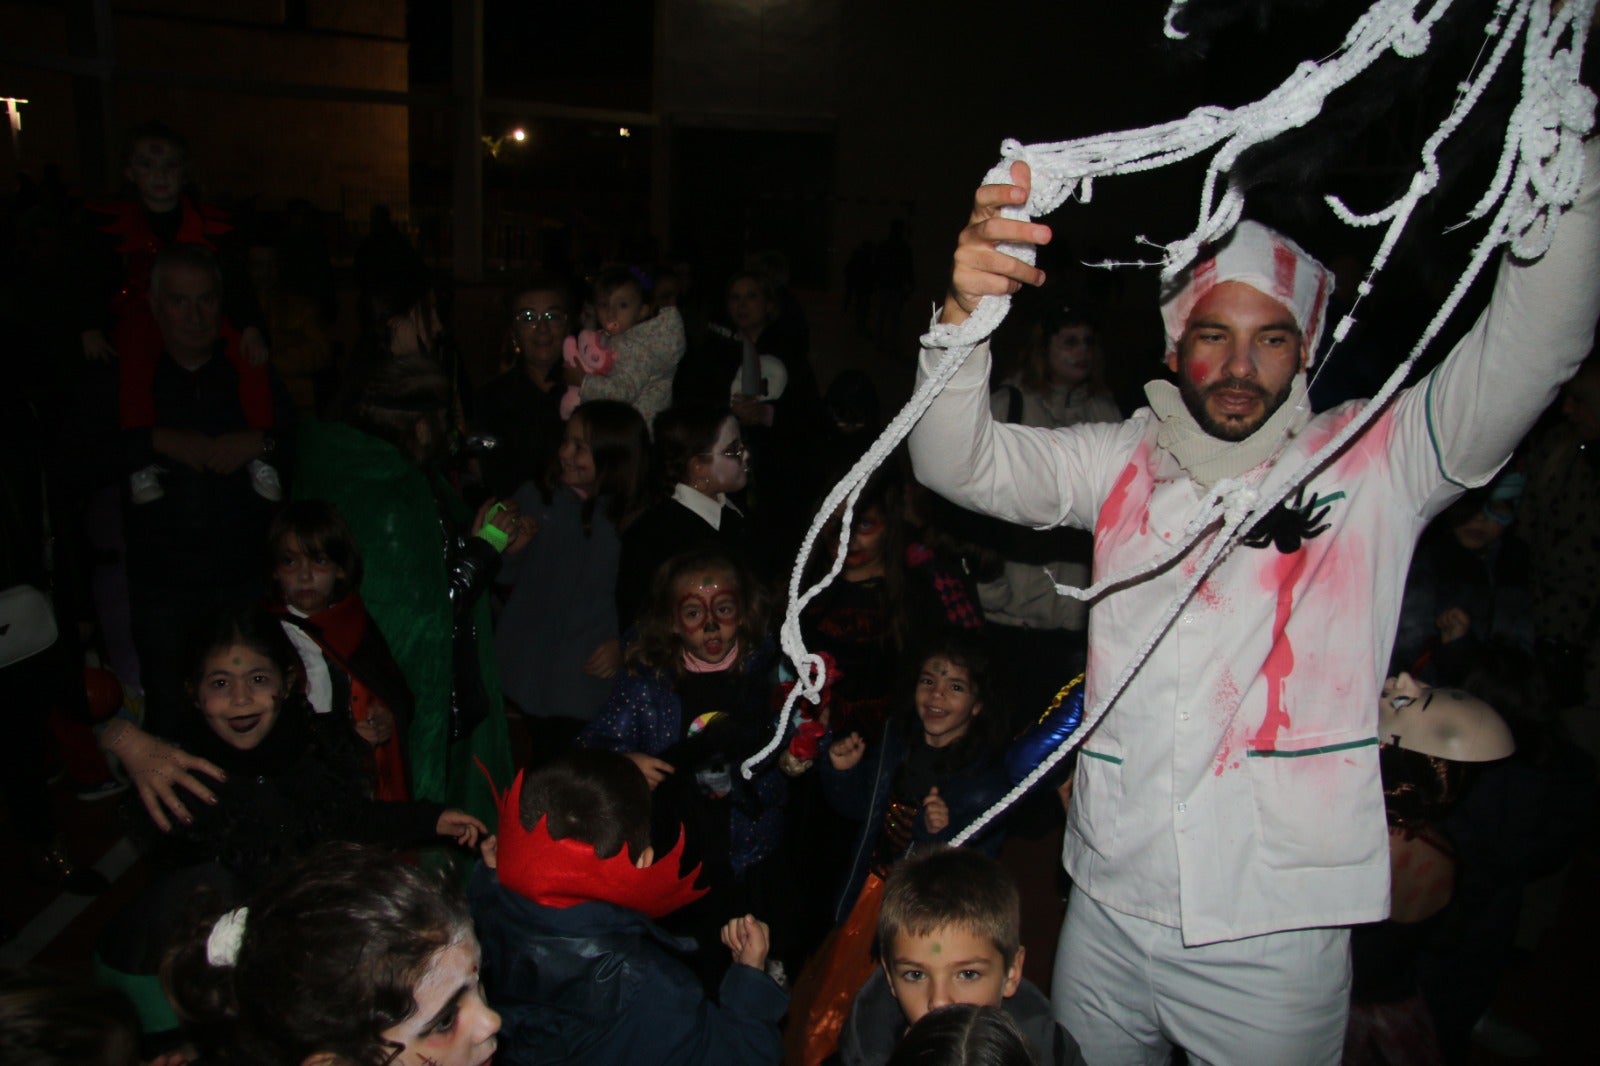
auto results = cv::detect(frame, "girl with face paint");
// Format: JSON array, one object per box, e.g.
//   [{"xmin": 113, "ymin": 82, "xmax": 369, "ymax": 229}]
[
  {"xmin": 577, "ymin": 548, "xmax": 791, "ymax": 981},
  {"xmin": 164, "ymin": 844, "xmax": 499, "ymax": 1066},
  {"xmin": 99, "ymin": 609, "xmax": 485, "ymax": 1023}
]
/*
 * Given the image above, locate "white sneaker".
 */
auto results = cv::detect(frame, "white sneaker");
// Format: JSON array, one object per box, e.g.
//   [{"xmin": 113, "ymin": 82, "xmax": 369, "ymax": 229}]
[
  {"xmin": 129, "ymin": 465, "xmax": 163, "ymax": 504},
  {"xmin": 248, "ymin": 459, "xmax": 282, "ymax": 502}
]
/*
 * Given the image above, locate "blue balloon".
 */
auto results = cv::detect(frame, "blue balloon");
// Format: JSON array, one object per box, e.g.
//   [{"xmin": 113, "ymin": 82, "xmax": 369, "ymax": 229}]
[{"xmin": 1005, "ymin": 675, "xmax": 1086, "ymax": 785}]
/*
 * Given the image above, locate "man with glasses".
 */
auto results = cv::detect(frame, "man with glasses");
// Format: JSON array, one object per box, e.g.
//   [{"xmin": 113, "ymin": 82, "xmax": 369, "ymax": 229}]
[{"xmin": 472, "ymin": 274, "xmax": 574, "ymax": 495}]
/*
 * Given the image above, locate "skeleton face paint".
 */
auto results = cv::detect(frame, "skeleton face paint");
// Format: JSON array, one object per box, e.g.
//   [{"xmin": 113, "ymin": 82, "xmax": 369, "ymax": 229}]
[{"xmin": 691, "ymin": 417, "xmax": 748, "ymax": 497}]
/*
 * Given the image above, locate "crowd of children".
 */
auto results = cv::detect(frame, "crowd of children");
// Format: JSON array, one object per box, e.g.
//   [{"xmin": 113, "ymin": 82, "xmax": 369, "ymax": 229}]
[{"xmin": 2, "ymin": 112, "xmax": 1597, "ymax": 1066}]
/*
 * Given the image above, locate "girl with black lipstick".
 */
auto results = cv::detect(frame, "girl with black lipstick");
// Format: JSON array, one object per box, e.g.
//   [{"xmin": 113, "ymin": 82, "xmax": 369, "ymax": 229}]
[{"xmin": 98, "ymin": 606, "xmax": 483, "ymax": 1039}]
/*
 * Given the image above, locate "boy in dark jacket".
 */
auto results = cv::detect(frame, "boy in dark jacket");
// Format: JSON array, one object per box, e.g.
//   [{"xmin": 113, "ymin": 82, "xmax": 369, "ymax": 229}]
[
  {"xmin": 835, "ymin": 848, "xmax": 1085, "ymax": 1066},
  {"xmin": 470, "ymin": 749, "xmax": 786, "ymax": 1065}
]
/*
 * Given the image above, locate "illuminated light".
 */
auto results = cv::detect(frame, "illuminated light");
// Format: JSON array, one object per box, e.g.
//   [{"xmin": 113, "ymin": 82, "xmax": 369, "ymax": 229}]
[
  {"xmin": 511, "ymin": 128, "xmax": 527, "ymax": 142},
  {"xmin": 618, "ymin": 127, "xmax": 631, "ymax": 138},
  {"xmin": 3, "ymin": 96, "xmax": 27, "ymax": 133}
]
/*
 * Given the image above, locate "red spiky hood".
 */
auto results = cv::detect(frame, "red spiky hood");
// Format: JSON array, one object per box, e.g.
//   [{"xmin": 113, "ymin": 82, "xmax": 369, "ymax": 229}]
[{"xmin": 492, "ymin": 768, "xmax": 707, "ymax": 919}]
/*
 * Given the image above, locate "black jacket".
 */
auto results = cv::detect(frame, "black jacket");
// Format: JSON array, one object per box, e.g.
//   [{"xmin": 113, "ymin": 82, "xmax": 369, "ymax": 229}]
[
  {"xmin": 469, "ymin": 865, "xmax": 786, "ymax": 1065},
  {"xmin": 615, "ymin": 496, "xmax": 754, "ymax": 628},
  {"xmin": 819, "ymin": 722, "xmax": 1011, "ymax": 924}
]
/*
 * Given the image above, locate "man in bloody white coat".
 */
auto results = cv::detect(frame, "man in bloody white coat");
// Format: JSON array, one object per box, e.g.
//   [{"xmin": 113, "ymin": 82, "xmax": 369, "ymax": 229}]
[{"xmin": 908, "ymin": 138, "xmax": 1600, "ymax": 1065}]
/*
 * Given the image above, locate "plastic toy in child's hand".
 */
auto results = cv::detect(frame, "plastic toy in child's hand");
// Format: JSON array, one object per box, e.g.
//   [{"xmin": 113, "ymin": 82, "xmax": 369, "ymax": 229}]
[
  {"xmin": 777, "ymin": 652, "xmax": 836, "ymax": 776},
  {"xmin": 1004, "ymin": 674, "xmax": 1086, "ymax": 786},
  {"xmin": 562, "ymin": 328, "xmax": 616, "ymax": 376}
]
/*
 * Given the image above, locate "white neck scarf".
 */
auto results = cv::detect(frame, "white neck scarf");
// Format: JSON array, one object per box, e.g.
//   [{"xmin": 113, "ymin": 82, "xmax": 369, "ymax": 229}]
[{"xmin": 1144, "ymin": 373, "xmax": 1312, "ymax": 488}]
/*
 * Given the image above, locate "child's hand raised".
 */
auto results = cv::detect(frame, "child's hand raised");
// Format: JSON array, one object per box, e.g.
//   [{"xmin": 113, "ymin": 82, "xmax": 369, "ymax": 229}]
[
  {"xmin": 922, "ymin": 786, "xmax": 950, "ymax": 834},
  {"xmin": 480, "ymin": 834, "xmax": 498, "ymax": 869},
  {"xmin": 625, "ymin": 752, "xmax": 675, "ymax": 789},
  {"xmin": 437, "ymin": 810, "xmax": 488, "ymax": 848},
  {"xmin": 720, "ymin": 913, "xmax": 771, "ymax": 971},
  {"xmin": 828, "ymin": 732, "xmax": 866, "ymax": 771}
]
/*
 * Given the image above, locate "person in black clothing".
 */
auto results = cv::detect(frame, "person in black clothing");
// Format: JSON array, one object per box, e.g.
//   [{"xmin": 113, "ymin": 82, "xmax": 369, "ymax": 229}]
[
  {"xmin": 98, "ymin": 607, "xmax": 484, "ymax": 1038},
  {"xmin": 616, "ymin": 403, "xmax": 756, "ymax": 628},
  {"xmin": 94, "ymin": 246, "xmax": 296, "ymax": 738},
  {"xmin": 470, "ymin": 272, "xmax": 573, "ymax": 496},
  {"xmin": 1390, "ymin": 472, "xmax": 1535, "ymax": 684},
  {"xmin": 673, "ymin": 270, "xmax": 825, "ymax": 565},
  {"xmin": 470, "ymin": 749, "xmax": 786, "ymax": 1064}
]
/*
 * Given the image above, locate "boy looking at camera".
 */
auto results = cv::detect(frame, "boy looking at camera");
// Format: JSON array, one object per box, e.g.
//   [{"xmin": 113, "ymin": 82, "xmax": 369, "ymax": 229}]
[{"xmin": 835, "ymin": 847, "xmax": 1084, "ymax": 1065}]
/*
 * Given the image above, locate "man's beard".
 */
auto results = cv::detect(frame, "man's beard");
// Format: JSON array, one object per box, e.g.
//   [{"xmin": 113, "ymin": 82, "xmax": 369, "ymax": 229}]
[{"xmin": 1177, "ymin": 375, "xmax": 1295, "ymax": 442}]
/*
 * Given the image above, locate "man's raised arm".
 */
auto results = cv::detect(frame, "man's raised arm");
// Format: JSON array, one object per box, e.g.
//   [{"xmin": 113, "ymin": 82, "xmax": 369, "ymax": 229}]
[
  {"xmin": 909, "ymin": 162, "xmax": 1121, "ymax": 531},
  {"xmin": 1398, "ymin": 136, "xmax": 1600, "ymax": 510}
]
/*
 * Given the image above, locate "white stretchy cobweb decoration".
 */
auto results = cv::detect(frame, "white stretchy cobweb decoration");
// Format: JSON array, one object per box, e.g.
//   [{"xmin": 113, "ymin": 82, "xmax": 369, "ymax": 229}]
[{"xmin": 741, "ymin": 0, "xmax": 1595, "ymax": 848}]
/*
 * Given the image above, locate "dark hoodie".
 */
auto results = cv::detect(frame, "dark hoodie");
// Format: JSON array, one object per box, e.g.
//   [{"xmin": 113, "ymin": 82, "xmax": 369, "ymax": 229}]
[
  {"xmin": 468, "ymin": 864, "xmax": 787, "ymax": 1065},
  {"xmin": 836, "ymin": 969, "xmax": 1086, "ymax": 1066}
]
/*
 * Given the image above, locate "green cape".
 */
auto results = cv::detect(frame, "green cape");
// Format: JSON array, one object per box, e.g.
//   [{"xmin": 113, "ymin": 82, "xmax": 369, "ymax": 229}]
[{"xmin": 294, "ymin": 420, "xmax": 511, "ymax": 827}]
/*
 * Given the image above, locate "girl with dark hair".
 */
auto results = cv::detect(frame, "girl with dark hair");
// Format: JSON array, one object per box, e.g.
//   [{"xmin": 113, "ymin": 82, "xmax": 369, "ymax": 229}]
[
  {"xmin": 164, "ymin": 843, "xmax": 499, "ymax": 1066},
  {"xmin": 615, "ymin": 402, "xmax": 757, "ymax": 626},
  {"xmin": 496, "ymin": 400, "xmax": 652, "ymax": 759},
  {"xmin": 578, "ymin": 547, "xmax": 787, "ymax": 972},
  {"xmin": 99, "ymin": 606, "xmax": 484, "ymax": 1042},
  {"xmin": 821, "ymin": 630, "xmax": 1009, "ymax": 920},
  {"xmin": 147, "ymin": 605, "xmax": 482, "ymax": 867}
]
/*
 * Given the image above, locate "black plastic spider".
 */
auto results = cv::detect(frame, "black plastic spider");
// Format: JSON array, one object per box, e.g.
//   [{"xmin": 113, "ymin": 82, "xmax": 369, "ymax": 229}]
[{"xmin": 1241, "ymin": 486, "xmax": 1333, "ymax": 554}]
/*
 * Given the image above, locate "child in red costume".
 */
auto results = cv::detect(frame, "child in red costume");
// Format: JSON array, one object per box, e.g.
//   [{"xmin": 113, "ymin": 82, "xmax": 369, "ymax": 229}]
[
  {"xmin": 267, "ymin": 501, "xmax": 414, "ymax": 802},
  {"xmin": 469, "ymin": 750, "xmax": 787, "ymax": 1065},
  {"xmin": 80, "ymin": 121, "xmax": 279, "ymax": 503}
]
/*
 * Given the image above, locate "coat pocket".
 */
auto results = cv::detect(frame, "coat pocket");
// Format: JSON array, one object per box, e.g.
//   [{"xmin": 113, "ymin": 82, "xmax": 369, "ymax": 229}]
[
  {"xmin": 1245, "ymin": 728, "xmax": 1383, "ymax": 870},
  {"xmin": 1069, "ymin": 742, "xmax": 1126, "ymax": 859}
]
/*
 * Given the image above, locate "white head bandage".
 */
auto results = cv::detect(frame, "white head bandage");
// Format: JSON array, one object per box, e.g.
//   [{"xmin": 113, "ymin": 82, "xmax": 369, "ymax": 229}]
[{"xmin": 1158, "ymin": 220, "xmax": 1335, "ymax": 364}]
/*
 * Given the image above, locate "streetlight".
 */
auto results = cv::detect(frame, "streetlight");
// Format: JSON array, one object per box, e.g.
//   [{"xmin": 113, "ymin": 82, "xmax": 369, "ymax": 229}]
[{"xmin": 483, "ymin": 126, "xmax": 529, "ymax": 159}]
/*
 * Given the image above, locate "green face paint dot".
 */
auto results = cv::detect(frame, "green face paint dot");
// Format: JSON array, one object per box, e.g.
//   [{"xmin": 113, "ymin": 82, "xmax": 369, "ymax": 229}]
[
  {"xmin": 232, "ymin": 657, "xmax": 242, "ymax": 665},
  {"xmin": 930, "ymin": 942, "xmax": 941, "ymax": 955}
]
